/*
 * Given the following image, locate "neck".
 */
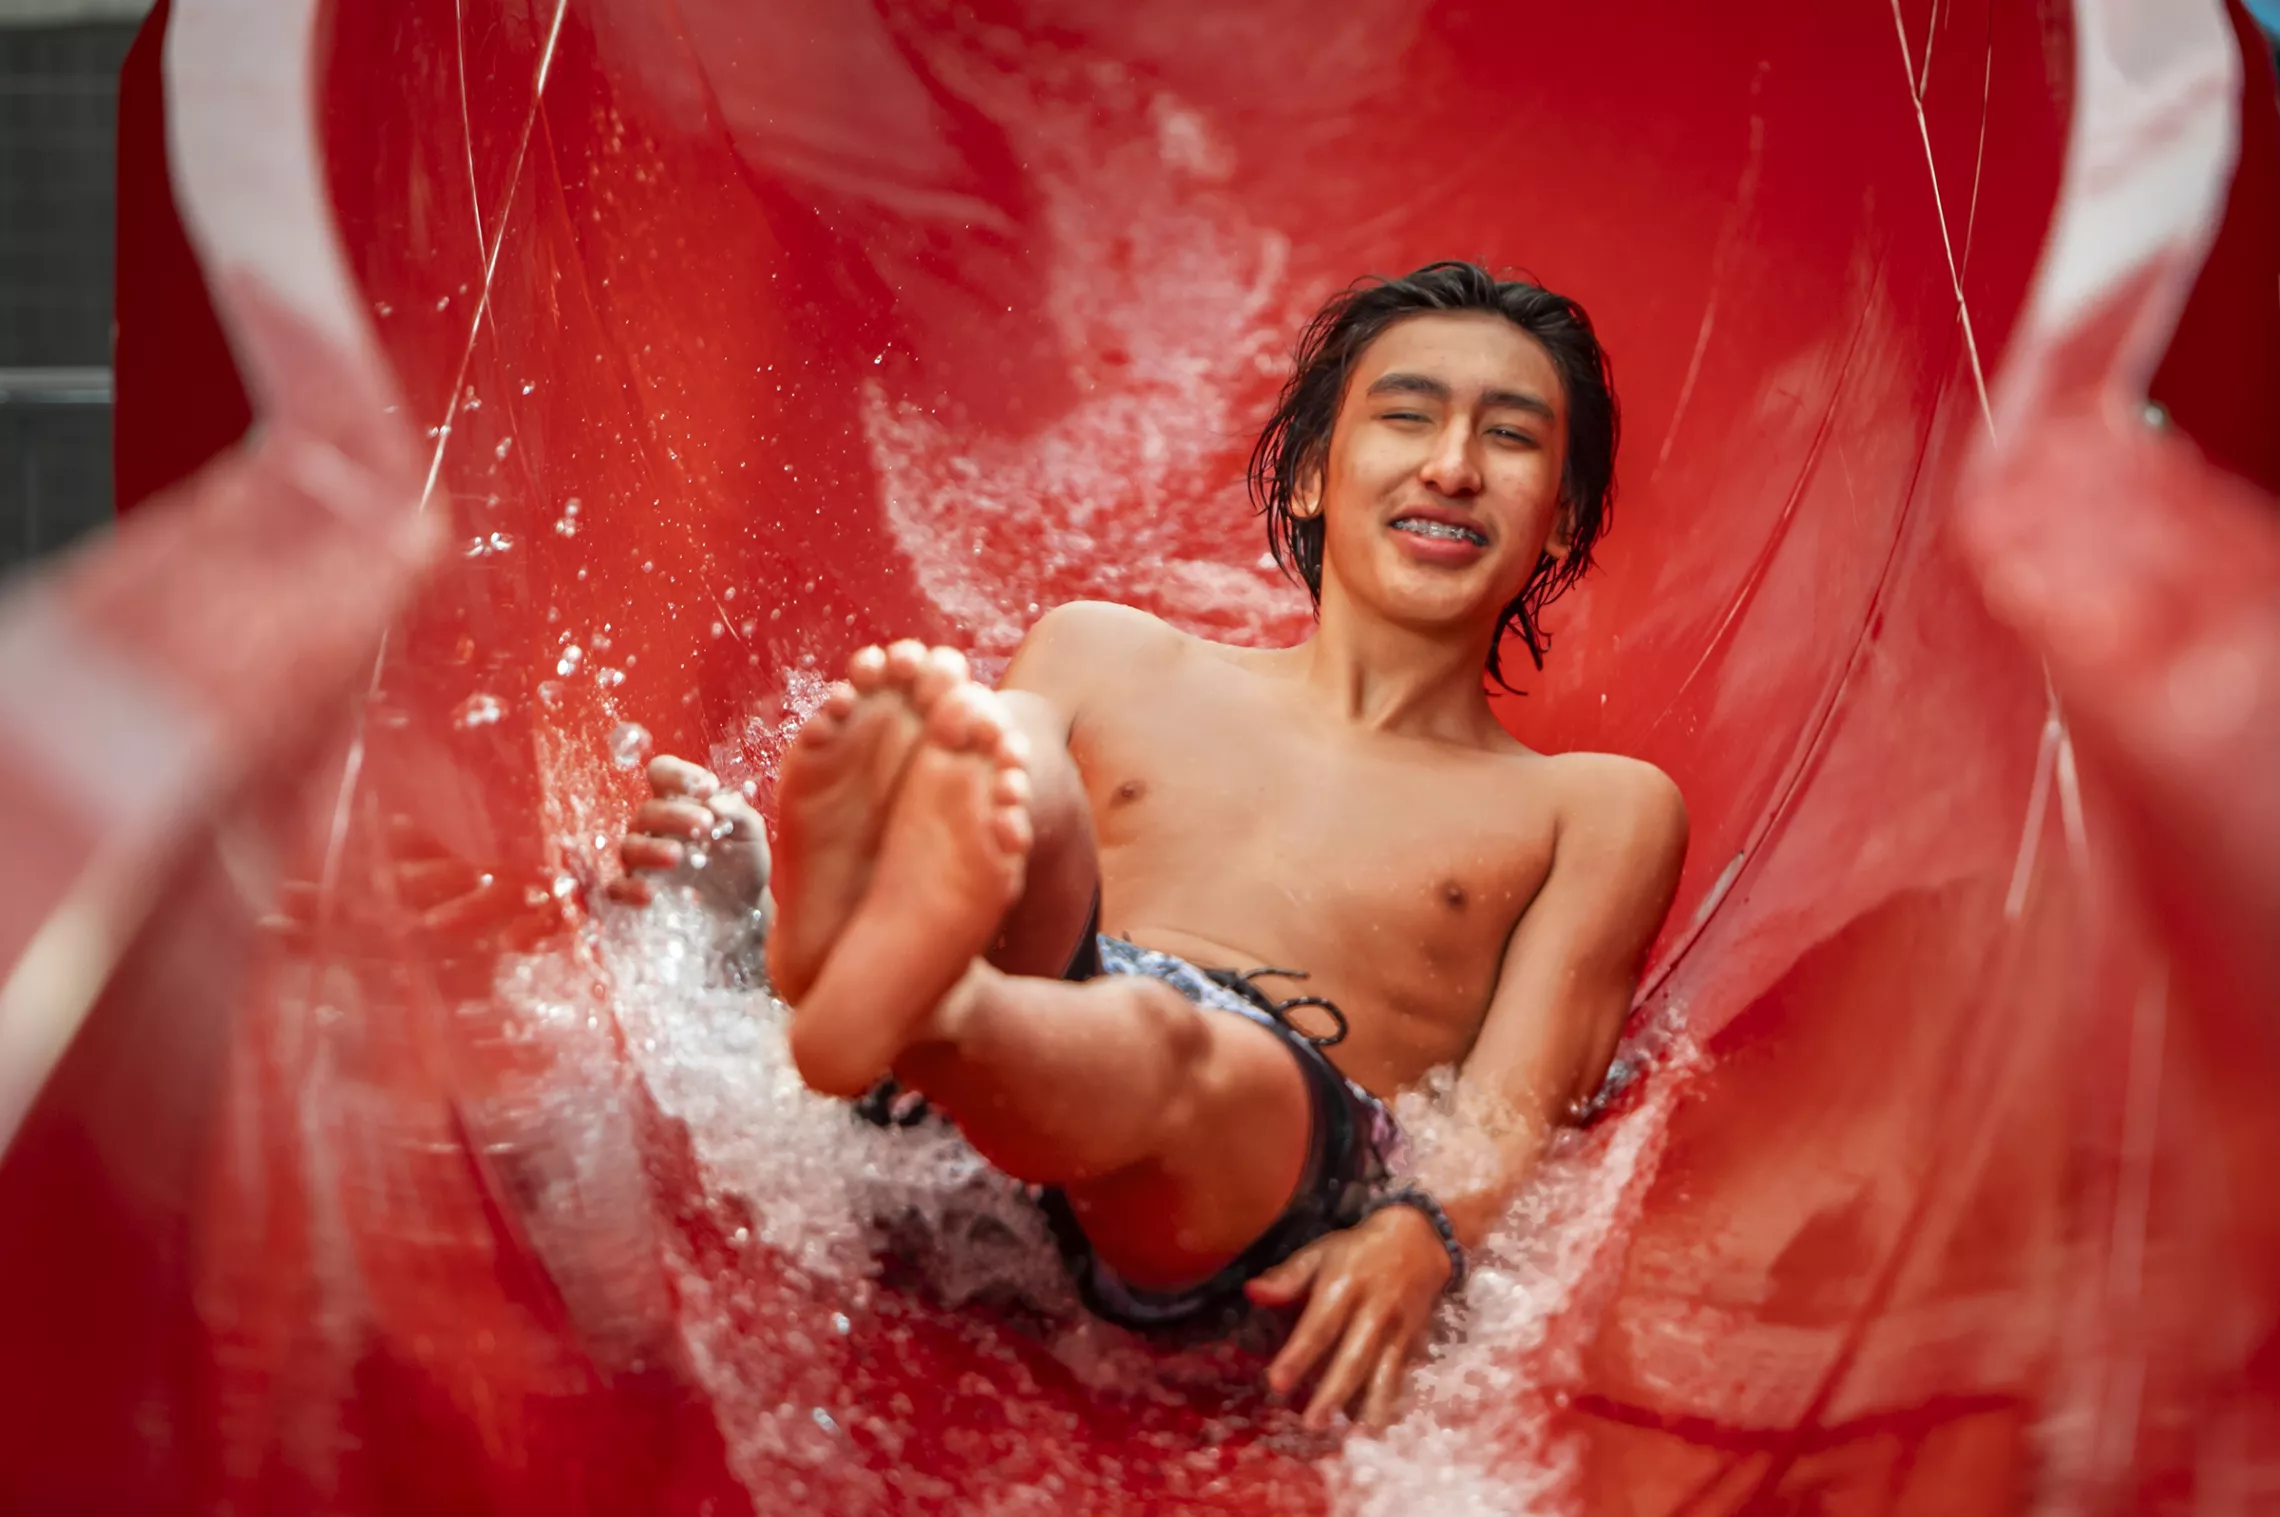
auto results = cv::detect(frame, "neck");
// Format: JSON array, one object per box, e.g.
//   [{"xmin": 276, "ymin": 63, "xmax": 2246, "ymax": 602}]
[{"xmin": 1291, "ymin": 577, "xmax": 1504, "ymax": 740}]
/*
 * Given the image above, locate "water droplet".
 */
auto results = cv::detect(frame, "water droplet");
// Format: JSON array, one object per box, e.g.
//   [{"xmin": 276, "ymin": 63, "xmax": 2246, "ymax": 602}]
[
  {"xmin": 488, "ymin": 531, "xmax": 514, "ymax": 552},
  {"xmin": 375, "ymin": 301, "xmax": 393, "ymax": 317},
  {"xmin": 710, "ymin": 621, "xmax": 725, "ymax": 639},
  {"xmin": 831, "ymin": 1312, "xmax": 851, "ymax": 1335},
  {"xmin": 537, "ymin": 680, "xmax": 565, "ymax": 707},
  {"xmin": 521, "ymin": 380, "xmax": 535, "ymax": 395},
  {"xmin": 434, "ymin": 295, "xmax": 449, "ymax": 312},
  {"xmin": 557, "ymin": 645, "xmax": 584, "ymax": 677},
  {"xmin": 641, "ymin": 560, "xmax": 655, "ymax": 573},
  {"xmin": 494, "ymin": 437, "xmax": 513, "ymax": 461},
  {"xmin": 731, "ymin": 1226, "xmax": 750, "ymax": 1247},
  {"xmin": 812, "ymin": 1408, "xmax": 841, "ymax": 1435},
  {"xmin": 595, "ymin": 666, "xmax": 626, "ymax": 690},
  {"xmin": 555, "ymin": 516, "xmax": 580, "ymax": 538},
  {"xmin": 684, "ymin": 848, "xmax": 708, "ymax": 871},
  {"xmin": 454, "ymin": 693, "xmax": 504, "ymax": 729},
  {"xmin": 610, "ymin": 723, "xmax": 652, "ymax": 767}
]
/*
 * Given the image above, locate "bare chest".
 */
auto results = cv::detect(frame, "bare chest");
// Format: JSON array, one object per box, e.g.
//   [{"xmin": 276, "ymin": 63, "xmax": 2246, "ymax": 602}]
[{"xmin": 1069, "ymin": 681, "xmax": 1554, "ymax": 1044}]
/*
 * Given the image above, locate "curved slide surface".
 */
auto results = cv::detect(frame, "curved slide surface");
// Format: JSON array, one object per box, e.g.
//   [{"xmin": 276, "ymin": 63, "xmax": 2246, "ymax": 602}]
[{"xmin": 2, "ymin": 0, "xmax": 2277, "ymax": 1512}]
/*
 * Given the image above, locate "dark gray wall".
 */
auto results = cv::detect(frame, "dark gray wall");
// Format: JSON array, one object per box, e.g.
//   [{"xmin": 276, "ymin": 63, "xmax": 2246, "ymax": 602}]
[{"xmin": 2, "ymin": 19, "xmax": 137, "ymax": 573}]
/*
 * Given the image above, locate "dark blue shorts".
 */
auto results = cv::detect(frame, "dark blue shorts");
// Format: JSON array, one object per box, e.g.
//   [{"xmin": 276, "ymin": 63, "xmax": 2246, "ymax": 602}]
[{"xmin": 1034, "ymin": 936, "xmax": 1405, "ymax": 1333}]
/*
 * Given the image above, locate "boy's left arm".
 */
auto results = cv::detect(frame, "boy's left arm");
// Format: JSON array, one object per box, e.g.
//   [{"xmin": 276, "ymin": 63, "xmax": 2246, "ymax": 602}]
[{"xmin": 1247, "ymin": 759, "xmax": 1687, "ymax": 1428}]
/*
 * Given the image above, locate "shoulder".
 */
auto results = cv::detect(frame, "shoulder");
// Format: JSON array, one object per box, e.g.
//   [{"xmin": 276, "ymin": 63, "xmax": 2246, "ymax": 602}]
[
  {"xmin": 1001, "ymin": 600, "xmax": 1187, "ymax": 708},
  {"xmin": 1537, "ymin": 751, "xmax": 1688, "ymax": 873},
  {"xmin": 1023, "ymin": 599, "xmax": 1180, "ymax": 656}
]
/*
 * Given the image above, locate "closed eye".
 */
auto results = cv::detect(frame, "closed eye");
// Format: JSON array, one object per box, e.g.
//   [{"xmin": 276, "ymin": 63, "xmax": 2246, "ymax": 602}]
[
  {"xmin": 1380, "ymin": 410, "xmax": 1433, "ymax": 424},
  {"xmin": 1488, "ymin": 427, "xmax": 1537, "ymax": 445}
]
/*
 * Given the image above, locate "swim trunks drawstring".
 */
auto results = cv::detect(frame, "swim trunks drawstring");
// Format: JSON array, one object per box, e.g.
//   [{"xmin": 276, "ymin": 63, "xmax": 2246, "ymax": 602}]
[{"xmin": 1205, "ymin": 966, "xmax": 1350, "ymax": 1048}]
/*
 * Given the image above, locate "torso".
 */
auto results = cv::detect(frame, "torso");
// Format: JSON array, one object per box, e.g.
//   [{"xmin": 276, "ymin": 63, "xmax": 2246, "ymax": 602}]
[{"xmin": 1052, "ymin": 618, "xmax": 1568, "ymax": 1097}]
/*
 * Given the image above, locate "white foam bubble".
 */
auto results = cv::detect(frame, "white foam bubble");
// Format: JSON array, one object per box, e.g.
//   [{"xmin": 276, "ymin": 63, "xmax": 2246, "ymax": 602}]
[{"xmin": 484, "ymin": 889, "xmax": 1697, "ymax": 1514}]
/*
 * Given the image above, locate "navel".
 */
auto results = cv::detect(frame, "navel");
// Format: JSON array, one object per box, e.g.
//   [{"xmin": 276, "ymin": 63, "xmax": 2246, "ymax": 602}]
[
  {"xmin": 1111, "ymin": 778, "xmax": 1147, "ymax": 807},
  {"xmin": 1439, "ymin": 880, "xmax": 1468, "ymax": 911}
]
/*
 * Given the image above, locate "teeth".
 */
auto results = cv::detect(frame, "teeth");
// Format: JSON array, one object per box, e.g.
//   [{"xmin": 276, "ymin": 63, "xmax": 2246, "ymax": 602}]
[{"xmin": 1394, "ymin": 518, "xmax": 1484, "ymax": 546}]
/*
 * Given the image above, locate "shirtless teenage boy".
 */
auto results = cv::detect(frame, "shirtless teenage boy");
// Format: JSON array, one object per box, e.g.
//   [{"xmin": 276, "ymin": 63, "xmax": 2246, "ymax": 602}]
[{"xmin": 616, "ymin": 261, "xmax": 1687, "ymax": 1428}]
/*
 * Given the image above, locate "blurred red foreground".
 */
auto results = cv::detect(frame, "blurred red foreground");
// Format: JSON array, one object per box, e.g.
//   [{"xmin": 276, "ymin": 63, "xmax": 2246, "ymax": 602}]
[{"xmin": 2, "ymin": 0, "xmax": 2278, "ymax": 1511}]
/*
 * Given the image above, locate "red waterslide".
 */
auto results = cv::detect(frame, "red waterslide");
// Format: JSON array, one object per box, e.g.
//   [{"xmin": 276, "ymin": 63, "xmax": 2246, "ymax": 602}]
[{"xmin": 3, "ymin": 0, "xmax": 2277, "ymax": 1511}]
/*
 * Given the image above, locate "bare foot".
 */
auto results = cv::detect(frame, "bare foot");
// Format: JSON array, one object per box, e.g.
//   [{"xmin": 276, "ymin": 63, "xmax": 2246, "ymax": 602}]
[
  {"xmin": 787, "ymin": 683, "xmax": 1033, "ymax": 1098},
  {"xmin": 766, "ymin": 641, "xmax": 970, "ymax": 1002}
]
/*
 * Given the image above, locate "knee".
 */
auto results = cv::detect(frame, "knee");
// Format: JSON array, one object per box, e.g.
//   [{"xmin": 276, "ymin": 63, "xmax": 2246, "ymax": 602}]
[{"xmin": 1101, "ymin": 978, "xmax": 1215, "ymax": 1112}]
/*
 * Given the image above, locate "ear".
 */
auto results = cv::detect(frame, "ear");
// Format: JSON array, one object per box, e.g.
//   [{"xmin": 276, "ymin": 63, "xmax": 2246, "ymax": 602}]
[
  {"xmin": 1544, "ymin": 499, "xmax": 1576, "ymax": 560},
  {"xmin": 1292, "ymin": 469, "xmax": 1324, "ymax": 521}
]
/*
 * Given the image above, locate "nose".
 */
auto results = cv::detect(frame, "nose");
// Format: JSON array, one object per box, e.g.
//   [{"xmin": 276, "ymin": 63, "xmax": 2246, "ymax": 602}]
[{"xmin": 1417, "ymin": 417, "xmax": 1482, "ymax": 497}]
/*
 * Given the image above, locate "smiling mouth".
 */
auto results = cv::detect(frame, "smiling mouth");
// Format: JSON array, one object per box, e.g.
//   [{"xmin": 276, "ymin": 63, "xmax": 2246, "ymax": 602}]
[{"xmin": 1391, "ymin": 517, "xmax": 1488, "ymax": 547}]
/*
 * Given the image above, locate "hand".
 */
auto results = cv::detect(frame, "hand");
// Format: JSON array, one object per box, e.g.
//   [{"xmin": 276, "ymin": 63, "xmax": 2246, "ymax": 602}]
[
  {"xmin": 1245, "ymin": 1204, "xmax": 1454, "ymax": 1430},
  {"xmin": 605, "ymin": 754, "xmax": 771, "ymax": 923},
  {"xmin": 263, "ymin": 815, "xmax": 573, "ymax": 1000}
]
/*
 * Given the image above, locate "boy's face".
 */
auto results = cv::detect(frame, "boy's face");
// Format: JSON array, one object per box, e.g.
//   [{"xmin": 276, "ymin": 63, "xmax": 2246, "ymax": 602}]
[{"xmin": 1308, "ymin": 311, "xmax": 1571, "ymax": 640}]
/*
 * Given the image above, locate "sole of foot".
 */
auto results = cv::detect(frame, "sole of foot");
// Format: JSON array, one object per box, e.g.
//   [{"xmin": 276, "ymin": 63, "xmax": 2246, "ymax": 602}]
[
  {"xmin": 766, "ymin": 640, "xmax": 972, "ymax": 1002},
  {"xmin": 788, "ymin": 681, "xmax": 1033, "ymax": 1098}
]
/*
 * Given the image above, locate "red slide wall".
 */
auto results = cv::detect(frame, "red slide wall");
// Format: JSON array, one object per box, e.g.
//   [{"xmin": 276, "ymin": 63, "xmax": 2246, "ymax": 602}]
[{"xmin": 2, "ymin": 0, "xmax": 2277, "ymax": 1512}]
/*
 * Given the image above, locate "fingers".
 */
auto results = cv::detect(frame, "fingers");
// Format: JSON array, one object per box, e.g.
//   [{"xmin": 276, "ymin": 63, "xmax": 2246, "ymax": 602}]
[
  {"xmin": 1303, "ymin": 1309, "xmax": 1392, "ymax": 1430},
  {"xmin": 704, "ymin": 788, "xmax": 767, "ymax": 842},
  {"xmin": 392, "ymin": 855, "xmax": 487, "ymax": 911},
  {"xmin": 646, "ymin": 754, "xmax": 720, "ymax": 798},
  {"xmin": 1245, "ymin": 1246, "xmax": 1322, "ymax": 1309},
  {"xmin": 1263, "ymin": 1269, "xmax": 1347, "ymax": 1398},
  {"xmin": 620, "ymin": 835, "xmax": 685, "ymax": 873},
  {"xmin": 1361, "ymin": 1335, "xmax": 1413, "ymax": 1430},
  {"xmin": 603, "ymin": 875, "xmax": 654, "ymax": 907},
  {"xmin": 632, "ymin": 797, "xmax": 717, "ymax": 841}
]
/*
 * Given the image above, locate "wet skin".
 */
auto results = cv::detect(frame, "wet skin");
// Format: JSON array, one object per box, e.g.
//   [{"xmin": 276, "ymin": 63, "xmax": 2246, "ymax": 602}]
[{"xmin": 622, "ymin": 312, "xmax": 1688, "ymax": 1428}]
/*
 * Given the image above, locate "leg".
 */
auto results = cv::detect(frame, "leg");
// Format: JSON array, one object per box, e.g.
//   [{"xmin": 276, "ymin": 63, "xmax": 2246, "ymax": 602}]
[
  {"xmin": 899, "ymin": 965, "xmax": 1313, "ymax": 1288},
  {"xmin": 787, "ymin": 682, "xmax": 1312, "ymax": 1288},
  {"xmin": 984, "ymin": 690, "xmax": 1100, "ymax": 979}
]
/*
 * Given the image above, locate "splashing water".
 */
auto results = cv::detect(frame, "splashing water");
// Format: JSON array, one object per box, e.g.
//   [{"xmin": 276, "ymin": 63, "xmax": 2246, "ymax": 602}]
[
  {"xmin": 487, "ymin": 884, "xmax": 1693, "ymax": 1514},
  {"xmin": 490, "ymin": 31, "xmax": 1694, "ymax": 1510},
  {"xmin": 858, "ymin": 29, "xmax": 1316, "ymax": 662}
]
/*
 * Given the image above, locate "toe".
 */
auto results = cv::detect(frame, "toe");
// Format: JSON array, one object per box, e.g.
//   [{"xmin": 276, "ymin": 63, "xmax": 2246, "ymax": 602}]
[
  {"xmin": 990, "ymin": 765, "xmax": 1032, "ymax": 809},
  {"xmin": 846, "ymin": 644, "xmax": 889, "ymax": 690},
  {"xmin": 909, "ymin": 646, "xmax": 972, "ymax": 711},
  {"xmin": 926, "ymin": 684, "xmax": 993, "ymax": 750},
  {"xmin": 881, "ymin": 639, "xmax": 930, "ymax": 685},
  {"xmin": 992, "ymin": 725, "xmax": 1031, "ymax": 768},
  {"xmin": 793, "ymin": 693, "xmax": 853, "ymax": 749},
  {"xmin": 816, "ymin": 681, "xmax": 858, "ymax": 719},
  {"xmin": 989, "ymin": 803, "xmax": 1034, "ymax": 859}
]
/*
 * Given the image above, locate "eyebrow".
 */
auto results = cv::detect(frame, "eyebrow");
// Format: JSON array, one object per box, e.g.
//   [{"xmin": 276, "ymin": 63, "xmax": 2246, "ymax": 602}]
[{"xmin": 1365, "ymin": 371, "xmax": 1557, "ymax": 421}]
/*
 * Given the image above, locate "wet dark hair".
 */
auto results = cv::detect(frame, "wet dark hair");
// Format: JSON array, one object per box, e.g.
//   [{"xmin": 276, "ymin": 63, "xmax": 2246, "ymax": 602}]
[{"xmin": 1247, "ymin": 260, "xmax": 1619, "ymax": 686}]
